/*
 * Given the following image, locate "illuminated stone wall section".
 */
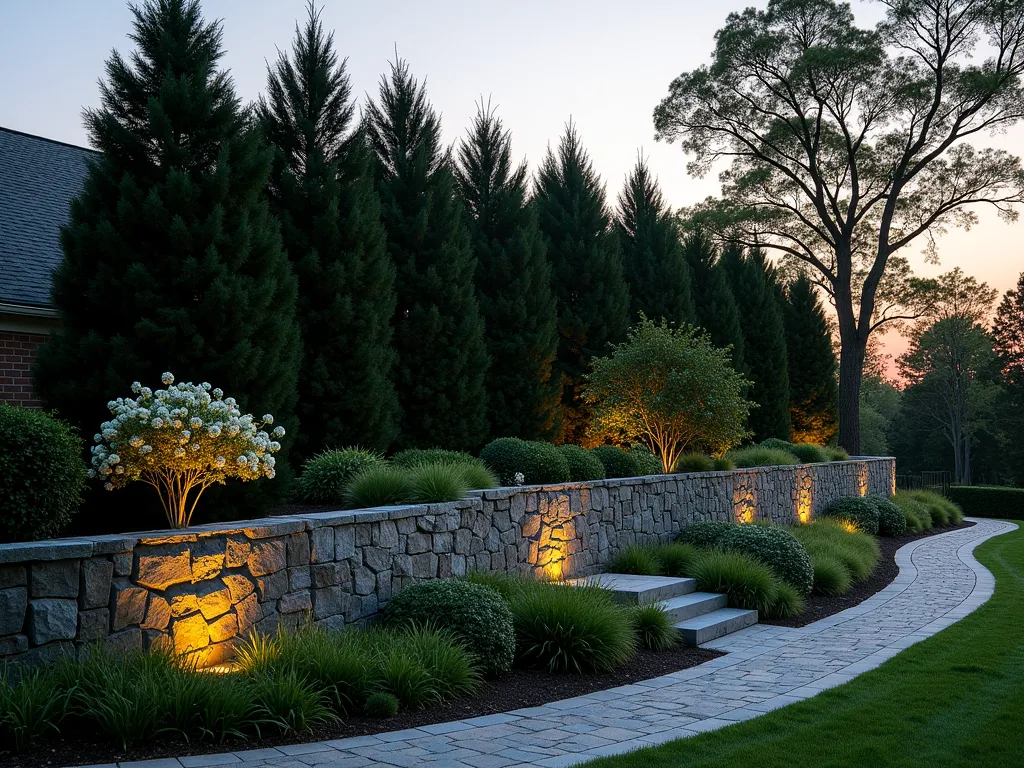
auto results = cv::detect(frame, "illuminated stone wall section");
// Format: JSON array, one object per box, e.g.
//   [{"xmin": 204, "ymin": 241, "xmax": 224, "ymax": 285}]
[
  {"xmin": 794, "ymin": 466, "xmax": 814, "ymax": 523},
  {"xmin": 0, "ymin": 458, "xmax": 896, "ymax": 667},
  {"xmin": 731, "ymin": 473, "xmax": 758, "ymax": 523}
]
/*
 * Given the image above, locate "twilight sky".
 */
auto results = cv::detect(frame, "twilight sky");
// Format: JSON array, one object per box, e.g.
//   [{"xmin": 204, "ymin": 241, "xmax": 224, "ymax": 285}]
[{"xmin": 1, "ymin": 0, "xmax": 1021, "ymax": 360}]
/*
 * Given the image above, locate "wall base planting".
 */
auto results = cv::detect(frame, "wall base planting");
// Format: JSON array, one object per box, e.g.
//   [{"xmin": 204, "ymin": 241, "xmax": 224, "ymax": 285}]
[{"xmin": 0, "ymin": 458, "xmax": 894, "ymax": 667}]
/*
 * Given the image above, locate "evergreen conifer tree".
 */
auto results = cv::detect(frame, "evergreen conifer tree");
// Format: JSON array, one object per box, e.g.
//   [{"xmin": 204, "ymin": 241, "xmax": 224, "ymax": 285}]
[
  {"xmin": 258, "ymin": 2, "xmax": 397, "ymax": 459},
  {"xmin": 454, "ymin": 103, "xmax": 560, "ymax": 439},
  {"xmin": 784, "ymin": 276, "xmax": 840, "ymax": 445},
  {"xmin": 35, "ymin": 0, "xmax": 300, "ymax": 521},
  {"xmin": 720, "ymin": 246, "xmax": 791, "ymax": 441},
  {"xmin": 680, "ymin": 230, "xmax": 746, "ymax": 373},
  {"xmin": 616, "ymin": 155, "xmax": 694, "ymax": 326},
  {"xmin": 534, "ymin": 123, "xmax": 630, "ymax": 443},
  {"xmin": 365, "ymin": 60, "xmax": 489, "ymax": 450}
]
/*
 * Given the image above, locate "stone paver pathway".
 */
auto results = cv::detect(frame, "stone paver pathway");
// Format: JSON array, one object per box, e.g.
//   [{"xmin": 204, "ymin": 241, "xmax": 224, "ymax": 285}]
[{"xmin": 93, "ymin": 518, "xmax": 1015, "ymax": 768}]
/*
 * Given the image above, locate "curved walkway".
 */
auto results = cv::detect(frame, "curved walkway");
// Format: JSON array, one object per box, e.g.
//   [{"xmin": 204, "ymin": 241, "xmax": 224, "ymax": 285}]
[{"xmin": 106, "ymin": 518, "xmax": 1016, "ymax": 768}]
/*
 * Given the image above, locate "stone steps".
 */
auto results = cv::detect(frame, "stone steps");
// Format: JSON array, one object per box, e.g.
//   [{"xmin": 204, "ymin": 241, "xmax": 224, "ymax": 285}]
[
  {"xmin": 673, "ymin": 607, "xmax": 759, "ymax": 645},
  {"xmin": 566, "ymin": 573, "xmax": 696, "ymax": 605},
  {"xmin": 569, "ymin": 572, "xmax": 757, "ymax": 646}
]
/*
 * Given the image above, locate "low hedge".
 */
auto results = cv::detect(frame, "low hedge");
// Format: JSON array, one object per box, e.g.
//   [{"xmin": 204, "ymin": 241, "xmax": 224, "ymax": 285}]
[
  {"xmin": 820, "ymin": 497, "xmax": 881, "ymax": 535},
  {"xmin": 382, "ymin": 580, "xmax": 515, "ymax": 677},
  {"xmin": 479, "ymin": 438, "xmax": 570, "ymax": 486},
  {"xmin": 716, "ymin": 524, "xmax": 815, "ymax": 596},
  {"xmin": 948, "ymin": 486, "xmax": 1023, "ymax": 519}
]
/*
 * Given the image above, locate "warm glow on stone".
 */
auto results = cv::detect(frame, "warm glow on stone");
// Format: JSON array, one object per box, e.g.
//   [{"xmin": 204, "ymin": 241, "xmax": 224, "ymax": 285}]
[{"xmin": 857, "ymin": 464, "xmax": 870, "ymax": 497}]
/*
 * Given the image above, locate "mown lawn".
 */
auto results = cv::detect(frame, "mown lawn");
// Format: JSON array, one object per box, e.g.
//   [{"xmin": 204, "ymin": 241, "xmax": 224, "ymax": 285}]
[{"xmin": 587, "ymin": 522, "xmax": 1024, "ymax": 768}]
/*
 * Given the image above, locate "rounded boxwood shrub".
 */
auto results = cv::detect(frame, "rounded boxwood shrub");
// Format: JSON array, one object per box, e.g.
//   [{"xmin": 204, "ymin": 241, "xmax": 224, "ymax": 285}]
[
  {"xmin": 296, "ymin": 448, "xmax": 385, "ymax": 504},
  {"xmin": 716, "ymin": 524, "xmax": 814, "ymax": 596},
  {"xmin": 674, "ymin": 453, "xmax": 715, "ymax": 473},
  {"xmin": 628, "ymin": 445, "xmax": 662, "ymax": 475},
  {"xmin": 676, "ymin": 520, "xmax": 736, "ymax": 549},
  {"xmin": 382, "ymin": 579, "xmax": 515, "ymax": 677},
  {"xmin": 557, "ymin": 444, "xmax": 606, "ymax": 482},
  {"xmin": 364, "ymin": 691, "xmax": 399, "ymax": 718},
  {"xmin": 0, "ymin": 404, "xmax": 85, "ymax": 542},
  {"xmin": 789, "ymin": 443, "xmax": 829, "ymax": 464},
  {"xmin": 479, "ymin": 438, "xmax": 570, "ymax": 486},
  {"xmin": 821, "ymin": 497, "xmax": 881, "ymax": 535},
  {"xmin": 590, "ymin": 446, "xmax": 640, "ymax": 479},
  {"xmin": 865, "ymin": 496, "xmax": 907, "ymax": 537}
]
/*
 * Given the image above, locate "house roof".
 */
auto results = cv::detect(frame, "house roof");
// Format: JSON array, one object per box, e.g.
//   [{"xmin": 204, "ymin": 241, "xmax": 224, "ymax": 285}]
[{"xmin": 0, "ymin": 126, "xmax": 96, "ymax": 309}]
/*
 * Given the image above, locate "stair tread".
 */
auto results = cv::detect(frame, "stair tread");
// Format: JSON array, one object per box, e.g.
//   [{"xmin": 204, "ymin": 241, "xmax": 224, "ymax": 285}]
[
  {"xmin": 673, "ymin": 607, "xmax": 758, "ymax": 629},
  {"xmin": 569, "ymin": 573, "xmax": 696, "ymax": 602}
]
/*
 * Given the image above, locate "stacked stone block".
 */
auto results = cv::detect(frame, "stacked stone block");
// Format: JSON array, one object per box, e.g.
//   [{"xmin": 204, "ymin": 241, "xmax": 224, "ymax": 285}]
[{"xmin": 0, "ymin": 457, "xmax": 896, "ymax": 667}]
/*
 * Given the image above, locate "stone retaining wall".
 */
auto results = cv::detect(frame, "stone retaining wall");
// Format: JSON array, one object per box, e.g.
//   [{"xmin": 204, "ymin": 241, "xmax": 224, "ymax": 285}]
[{"xmin": 0, "ymin": 458, "xmax": 895, "ymax": 667}]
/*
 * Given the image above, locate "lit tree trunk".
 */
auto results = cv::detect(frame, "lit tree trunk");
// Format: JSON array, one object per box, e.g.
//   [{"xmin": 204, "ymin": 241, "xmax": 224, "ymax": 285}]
[{"xmin": 835, "ymin": 273, "xmax": 866, "ymax": 455}]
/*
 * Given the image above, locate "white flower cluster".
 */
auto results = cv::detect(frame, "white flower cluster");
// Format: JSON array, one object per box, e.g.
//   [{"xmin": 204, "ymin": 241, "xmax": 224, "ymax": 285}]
[
  {"xmin": 88, "ymin": 372, "xmax": 285, "ymax": 495},
  {"xmin": 513, "ymin": 472, "xmax": 525, "ymax": 486}
]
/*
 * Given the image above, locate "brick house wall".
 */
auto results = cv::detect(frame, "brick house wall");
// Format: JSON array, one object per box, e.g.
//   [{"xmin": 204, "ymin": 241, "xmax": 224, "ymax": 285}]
[{"xmin": 0, "ymin": 330, "xmax": 46, "ymax": 407}]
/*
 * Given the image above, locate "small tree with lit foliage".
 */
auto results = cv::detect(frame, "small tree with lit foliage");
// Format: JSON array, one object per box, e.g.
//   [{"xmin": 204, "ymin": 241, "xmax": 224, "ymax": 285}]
[
  {"xmin": 584, "ymin": 317, "xmax": 752, "ymax": 473},
  {"xmin": 88, "ymin": 373, "xmax": 285, "ymax": 528}
]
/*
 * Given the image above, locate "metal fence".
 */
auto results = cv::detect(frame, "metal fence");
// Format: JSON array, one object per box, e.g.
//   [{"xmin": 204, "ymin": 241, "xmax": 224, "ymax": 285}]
[{"xmin": 895, "ymin": 470, "xmax": 951, "ymax": 496}]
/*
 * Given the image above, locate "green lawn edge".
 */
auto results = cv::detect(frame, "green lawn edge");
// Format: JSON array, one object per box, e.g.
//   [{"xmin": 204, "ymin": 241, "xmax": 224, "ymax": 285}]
[{"xmin": 585, "ymin": 522, "xmax": 1024, "ymax": 768}]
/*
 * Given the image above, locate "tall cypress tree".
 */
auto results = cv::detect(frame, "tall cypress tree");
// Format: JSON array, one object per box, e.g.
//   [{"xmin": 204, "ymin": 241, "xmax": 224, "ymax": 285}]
[
  {"xmin": 721, "ymin": 245, "xmax": 791, "ymax": 441},
  {"xmin": 454, "ymin": 103, "xmax": 560, "ymax": 440},
  {"xmin": 258, "ymin": 2, "xmax": 397, "ymax": 459},
  {"xmin": 534, "ymin": 123, "xmax": 630, "ymax": 444},
  {"xmin": 35, "ymin": 0, "xmax": 300, "ymax": 523},
  {"xmin": 784, "ymin": 275, "xmax": 840, "ymax": 445},
  {"xmin": 365, "ymin": 60, "xmax": 489, "ymax": 450},
  {"xmin": 616, "ymin": 155, "xmax": 694, "ymax": 326},
  {"xmin": 681, "ymin": 230, "xmax": 746, "ymax": 373}
]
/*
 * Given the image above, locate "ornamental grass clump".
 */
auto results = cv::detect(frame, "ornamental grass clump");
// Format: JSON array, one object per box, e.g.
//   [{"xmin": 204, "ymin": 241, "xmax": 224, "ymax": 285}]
[
  {"xmin": 88, "ymin": 373, "xmax": 285, "ymax": 528},
  {"xmin": 650, "ymin": 542, "xmax": 700, "ymax": 577},
  {"xmin": 674, "ymin": 452, "xmax": 716, "ymax": 472},
  {"xmin": 691, "ymin": 550, "xmax": 780, "ymax": 616},
  {"xmin": 791, "ymin": 518, "xmax": 881, "ymax": 592},
  {"xmin": 607, "ymin": 546, "xmax": 662, "ymax": 576},
  {"xmin": 0, "ymin": 665, "xmax": 71, "ymax": 752},
  {"xmin": 628, "ymin": 603, "xmax": 678, "ymax": 650},
  {"xmin": 296, "ymin": 448, "xmax": 384, "ymax": 504},
  {"xmin": 406, "ymin": 462, "xmax": 470, "ymax": 503},
  {"xmin": 727, "ymin": 445, "xmax": 800, "ymax": 468},
  {"xmin": 345, "ymin": 465, "xmax": 413, "ymax": 507},
  {"xmin": 510, "ymin": 582, "xmax": 636, "ymax": 673}
]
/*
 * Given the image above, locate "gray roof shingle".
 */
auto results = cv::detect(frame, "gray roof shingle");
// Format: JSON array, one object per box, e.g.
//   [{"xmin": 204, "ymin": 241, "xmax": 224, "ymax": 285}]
[{"xmin": 0, "ymin": 126, "xmax": 96, "ymax": 308}]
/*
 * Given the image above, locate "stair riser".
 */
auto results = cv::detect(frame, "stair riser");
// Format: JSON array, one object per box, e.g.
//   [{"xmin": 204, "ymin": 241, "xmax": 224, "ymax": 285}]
[{"xmin": 662, "ymin": 594, "xmax": 728, "ymax": 622}]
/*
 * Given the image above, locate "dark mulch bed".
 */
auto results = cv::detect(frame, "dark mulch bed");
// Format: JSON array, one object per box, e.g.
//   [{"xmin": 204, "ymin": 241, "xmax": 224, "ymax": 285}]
[
  {"xmin": 7, "ymin": 646, "xmax": 722, "ymax": 768},
  {"xmin": 762, "ymin": 521, "xmax": 975, "ymax": 628}
]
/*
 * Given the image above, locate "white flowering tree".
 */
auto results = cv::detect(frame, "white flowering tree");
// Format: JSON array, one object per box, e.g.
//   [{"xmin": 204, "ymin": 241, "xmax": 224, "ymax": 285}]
[{"xmin": 88, "ymin": 373, "xmax": 286, "ymax": 529}]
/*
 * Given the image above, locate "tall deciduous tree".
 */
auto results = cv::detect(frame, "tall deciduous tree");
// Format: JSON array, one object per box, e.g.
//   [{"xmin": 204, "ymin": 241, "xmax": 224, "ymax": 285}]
[
  {"xmin": 366, "ymin": 59, "xmax": 489, "ymax": 450},
  {"xmin": 616, "ymin": 155, "xmax": 695, "ymax": 326},
  {"xmin": 454, "ymin": 102, "xmax": 560, "ymax": 440},
  {"xmin": 783, "ymin": 275, "xmax": 839, "ymax": 445},
  {"xmin": 681, "ymin": 231, "xmax": 747, "ymax": 373},
  {"xmin": 535, "ymin": 122, "xmax": 630, "ymax": 443},
  {"xmin": 721, "ymin": 245, "xmax": 791, "ymax": 441},
  {"xmin": 35, "ymin": 0, "xmax": 300, "ymax": 522},
  {"xmin": 258, "ymin": 2, "xmax": 397, "ymax": 459},
  {"xmin": 655, "ymin": 0, "xmax": 1024, "ymax": 453},
  {"xmin": 898, "ymin": 270, "xmax": 1000, "ymax": 484}
]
